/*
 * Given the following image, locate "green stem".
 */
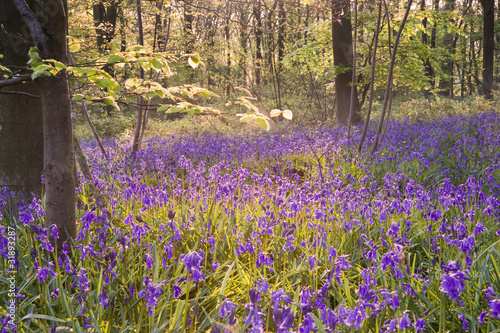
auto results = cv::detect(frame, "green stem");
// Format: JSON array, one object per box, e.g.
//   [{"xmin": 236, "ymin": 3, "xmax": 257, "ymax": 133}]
[{"xmin": 440, "ymin": 292, "xmax": 447, "ymax": 333}]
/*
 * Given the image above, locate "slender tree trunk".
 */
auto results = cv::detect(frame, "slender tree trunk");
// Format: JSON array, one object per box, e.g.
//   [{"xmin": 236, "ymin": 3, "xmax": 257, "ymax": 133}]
[
  {"xmin": 184, "ymin": 0, "xmax": 195, "ymax": 54},
  {"xmin": 332, "ymin": 0, "xmax": 361, "ymax": 126},
  {"xmin": 480, "ymin": 0, "xmax": 495, "ymax": 99},
  {"xmin": 421, "ymin": 0, "xmax": 434, "ymax": 96},
  {"xmin": 225, "ymin": 7, "xmax": 231, "ymax": 94},
  {"xmin": 430, "ymin": 0, "xmax": 439, "ymax": 88},
  {"xmin": 439, "ymin": 0, "xmax": 455, "ymax": 96},
  {"xmin": 239, "ymin": 5, "xmax": 248, "ymax": 84},
  {"xmin": 347, "ymin": 0, "xmax": 358, "ymax": 139},
  {"xmin": 132, "ymin": 0, "xmax": 145, "ymax": 153},
  {"xmin": 277, "ymin": 0, "xmax": 285, "ymax": 66},
  {"xmin": 253, "ymin": 0, "xmax": 263, "ymax": 86},
  {"xmin": 372, "ymin": 0, "xmax": 413, "ymax": 154},
  {"xmin": 359, "ymin": 1, "xmax": 382, "ymax": 153}
]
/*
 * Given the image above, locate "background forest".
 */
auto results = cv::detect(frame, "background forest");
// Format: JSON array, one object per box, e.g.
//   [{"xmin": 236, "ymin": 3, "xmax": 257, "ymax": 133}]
[{"xmin": 66, "ymin": 0, "xmax": 499, "ymax": 137}]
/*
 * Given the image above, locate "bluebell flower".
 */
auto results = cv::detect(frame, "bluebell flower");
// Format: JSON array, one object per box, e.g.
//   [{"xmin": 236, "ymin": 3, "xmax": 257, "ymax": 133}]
[
  {"xmin": 399, "ymin": 311, "xmax": 411, "ymax": 330},
  {"xmin": 256, "ymin": 250, "xmax": 273, "ymax": 268},
  {"xmin": 273, "ymin": 305, "xmax": 294, "ymax": 333},
  {"xmin": 490, "ymin": 299, "xmax": 500, "ymax": 318},
  {"xmin": 37, "ymin": 265, "xmax": 56, "ymax": 284},
  {"xmin": 220, "ymin": 300, "xmax": 237, "ymax": 325},
  {"xmin": 458, "ymin": 314, "xmax": 468, "ymax": 330},
  {"xmin": 245, "ymin": 289, "xmax": 265, "ymax": 333},
  {"xmin": 49, "ymin": 224, "xmax": 58, "ymax": 239},
  {"xmin": 144, "ymin": 253, "xmax": 154, "ymax": 270},
  {"xmin": 299, "ymin": 287, "xmax": 313, "ymax": 315},
  {"xmin": 19, "ymin": 209, "xmax": 34, "ymax": 225},
  {"xmin": 182, "ymin": 251, "xmax": 205, "ymax": 283},
  {"xmin": 384, "ymin": 319, "xmax": 397, "ymax": 332},
  {"xmin": 440, "ymin": 270, "xmax": 469, "ymax": 306},
  {"xmin": 271, "ymin": 289, "xmax": 292, "ymax": 307},
  {"xmin": 387, "ymin": 222, "xmax": 400, "ymax": 237},
  {"xmin": 299, "ymin": 313, "xmax": 317, "ymax": 333},
  {"xmin": 50, "ymin": 288, "xmax": 59, "ymax": 298},
  {"xmin": 478, "ymin": 312, "xmax": 487, "ymax": 323},
  {"xmin": 414, "ymin": 318, "xmax": 425, "ymax": 332}
]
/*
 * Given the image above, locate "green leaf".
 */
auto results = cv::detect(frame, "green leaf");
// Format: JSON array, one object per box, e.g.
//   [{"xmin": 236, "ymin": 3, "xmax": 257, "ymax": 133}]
[
  {"xmin": 188, "ymin": 55, "xmax": 200, "ymax": 69},
  {"xmin": 239, "ymin": 114, "xmax": 255, "ymax": 123},
  {"xmin": 107, "ymin": 55, "xmax": 124, "ymax": 64},
  {"xmin": 167, "ymin": 106, "xmax": 184, "ymax": 113},
  {"xmin": 254, "ymin": 117, "xmax": 270, "ymax": 131},
  {"xmin": 28, "ymin": 47, "xmax": 39, "ymax": 59},
  {"xmin": 157, "ymin": 105, "xmax": 169, "ymax": 112},
  {"xmin": 282, "ymin": 109, "xmax": 293, "ymax": 120},
  {"xmin": 21, "ymin": 314, "xmax": 67, "ymax": 323},
  {"xmin": 98, "ymin": 78, "xmax": 120, "ymax": 96},
  {"xmin": 151, "ymin": 59, "xmax": 165, "ymax": 70},
  {"xmin": 270, "ymin": 109, "xmax": 282, "ymax": 117},
  {"xmin": 309, "ymin": 313, "xmax": 328, "ymax": 333},
  {"xmin": 31, "ymin": 64, "xmax": 52, "ymax": 80},
  {"xmin": 103, "ymin": 96, "xmax": 120, "ymax": 111},
  {"xmin": 72, "ymin": 94, "xmax": 84, "ymax": 101},
  {"xmin": 69, "ymin": 43, "xmax": 80, "ymax": 53}
]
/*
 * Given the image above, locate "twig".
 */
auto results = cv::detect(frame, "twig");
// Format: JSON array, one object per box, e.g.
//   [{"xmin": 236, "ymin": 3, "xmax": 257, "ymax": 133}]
[{"xmin": 0, "ymin": 90, "xmax": 39, "ymax": 98}]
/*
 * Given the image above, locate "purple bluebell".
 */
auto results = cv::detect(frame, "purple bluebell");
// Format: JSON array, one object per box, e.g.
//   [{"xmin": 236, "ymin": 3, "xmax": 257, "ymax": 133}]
[
  {"xmin": 399, "ymin": 311, "xmax": 411, "ymax": 330},
  {"xmin": 220, "ymin": 300, "xmax": 237, "ymax": 325},
  {"xmin": 440, "ymin": 270, "xmax": 469, "ymax": 306},
  {"xmin": 273, "ymin": 305, "xmax": 294, "ymax": 333}
]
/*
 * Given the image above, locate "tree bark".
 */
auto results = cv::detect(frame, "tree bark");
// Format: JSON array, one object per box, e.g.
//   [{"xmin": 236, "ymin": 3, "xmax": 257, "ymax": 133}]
[
  {"xmin": 132, "ymin": 0, "xmax": 145, "ymax": 153},
  {"xmin": 0, "ymin": 0, "xmax": 43, "ymax": 195},
  {"xmin": 439, "ymin": 0, "xmax": 455, "ymax": 96},
  {"xmin": 253, "ymin": 0, "xmax": 263, "ymax": 85},
  {"xmin": 10, "ymin": 0, "xmax": 77, "ymax": 247},
  {"xmin": 332, "ymin": 0, "xmax": 361, "ymax": 126},
  {"xmin": 480, "ymin": 0, "xmax": 495, "ymax": 99}
]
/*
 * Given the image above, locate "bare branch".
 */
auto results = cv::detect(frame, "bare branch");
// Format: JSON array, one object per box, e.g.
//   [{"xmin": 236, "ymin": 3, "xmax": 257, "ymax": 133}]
[
  {"xmin": 0, "ymin": 90, "xmax": 39, "ymax": 98},
  {"xmin": 0, "ymin": 74, "xmax": 31, "ymax": 88},
  {"xmin": 10, "ymin": 0, "xmax": 49, "ymax": 54}
]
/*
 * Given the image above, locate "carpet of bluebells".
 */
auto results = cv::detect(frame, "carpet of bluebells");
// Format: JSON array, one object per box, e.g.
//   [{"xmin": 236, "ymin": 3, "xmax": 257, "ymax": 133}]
[{"xmin": 1, "ymin": 111, "xmax": 500, "ymax": 333}]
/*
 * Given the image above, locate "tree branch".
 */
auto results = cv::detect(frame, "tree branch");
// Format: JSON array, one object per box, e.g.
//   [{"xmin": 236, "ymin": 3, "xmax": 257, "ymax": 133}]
[
  {"xmin": 0, "ymin": 90, "xmax": 40, "ymax": 98},
  {"xmin": 0, "ymin": 74, "xmax": 31, "ymax": 88},
  {"xmin": 10, "ymin": 0, "xmax": 49, "ymax": 54}
]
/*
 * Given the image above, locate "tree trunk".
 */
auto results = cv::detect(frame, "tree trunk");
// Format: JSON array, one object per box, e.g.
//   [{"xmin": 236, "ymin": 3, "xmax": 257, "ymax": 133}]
[
  {"xmin": 0, "ymin": 0, "xmax": 43, "ymax": 195},
  {"xmin": 39, "ymin": 73, "xmax": 76, "ymax": 248},
  {"xmin": 184, "ymin": 0, "xmax": 195, "ymax": 54},
  {"xmin": 439, "ymin": 0, "xmax": 455, "ymax": 96},
  {"xmin": 480, "ymin": 0, "xmax": 495, "ymax": 99},
  {"xmin": 332, "ymin": 0, "xmax": 361, "ymax": 126},
  {"xmin": 93, "ymin": 1, "xmax": 118, "ymax": 52},
  {"xmin": 421, "ymin": 0, "xmax": 434, "ymax": 96},
  {"xmin": 132, "ymin": 0, "xmax": 145, "ymax": 153},
  {"xmin": 253, "ymin": 0, "xmax": 263, "ymax": 86}
]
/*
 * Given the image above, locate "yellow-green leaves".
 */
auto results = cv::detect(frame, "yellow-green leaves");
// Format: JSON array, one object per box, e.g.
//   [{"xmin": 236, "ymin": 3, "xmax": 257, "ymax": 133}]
[
  {"xmin": 28, "ymin": 47, "xmax": 67, "ymax": 80},
  {"xmin": 98, "ymin": 47, "xmax": 174, "ymax": 77},
  {"xmin": 165, "ymin": 101, "xmax": 220, "ymax": 116},
  {"xmin": 270, "ymin": 109, "xmax": 293, "ymax": 120}
]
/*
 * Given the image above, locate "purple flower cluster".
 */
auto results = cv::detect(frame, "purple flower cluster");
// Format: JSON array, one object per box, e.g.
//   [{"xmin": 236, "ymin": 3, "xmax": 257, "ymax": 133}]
[{"xmin": 2, "ymin": 112, "xmax": 500, "ymax": 331}]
